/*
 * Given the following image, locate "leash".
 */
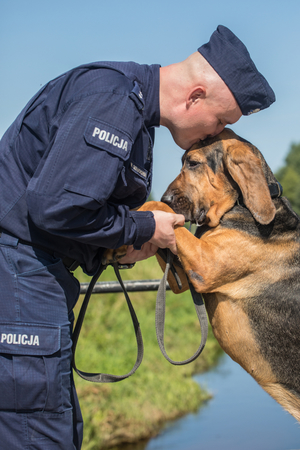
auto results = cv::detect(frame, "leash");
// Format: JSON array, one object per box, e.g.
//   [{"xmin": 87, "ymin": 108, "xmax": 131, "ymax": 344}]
[
  {"xmin": 72, "ymin": 262, "xmax": 144, "ymax": 382},
  {"xmin": 72, "ymin": 250, "xmax": 208, "ymax": 382},
  {"xmin": 155, "ymin": 250, "xmax": 208, "ymax": 365}
]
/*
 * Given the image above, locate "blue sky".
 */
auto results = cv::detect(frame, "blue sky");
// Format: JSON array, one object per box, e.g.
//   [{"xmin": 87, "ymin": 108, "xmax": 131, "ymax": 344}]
[{"xmin": 1, "ymin": 0, "xmax": 300, "ymax": 199}]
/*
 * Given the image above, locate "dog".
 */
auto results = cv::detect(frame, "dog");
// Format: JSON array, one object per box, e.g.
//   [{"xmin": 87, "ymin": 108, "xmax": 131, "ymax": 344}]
[{"xmin": 105, "ymin": 128, "xmax": 300, "ymax": 422}]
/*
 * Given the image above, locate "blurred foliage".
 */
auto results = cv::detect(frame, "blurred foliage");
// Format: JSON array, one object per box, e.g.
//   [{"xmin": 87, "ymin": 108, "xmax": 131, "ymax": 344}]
[
  {"xmin": 73, "ymin": 257, "xmax": 222, "ymax": 450},
  {"xmin": 275, "ymin": 142, "xmax": 300, "ymax": 215}
]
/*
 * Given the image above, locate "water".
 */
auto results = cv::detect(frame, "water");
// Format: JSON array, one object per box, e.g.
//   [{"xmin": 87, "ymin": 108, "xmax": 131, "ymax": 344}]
[{"xmin": 143, "ymin": 354, "xmax": 300, "ymax": 450}]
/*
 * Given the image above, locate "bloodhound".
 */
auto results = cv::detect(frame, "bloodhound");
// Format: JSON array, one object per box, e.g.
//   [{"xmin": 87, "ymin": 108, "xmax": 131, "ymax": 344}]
[{"xmin": 106, "ymin": 128, "xmax": 300, "ymax": 422}]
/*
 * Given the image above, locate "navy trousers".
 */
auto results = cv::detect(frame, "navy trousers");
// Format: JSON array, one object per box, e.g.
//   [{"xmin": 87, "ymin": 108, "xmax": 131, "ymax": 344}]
[{"xmin": 0, "ymin": 232, "xmax": 83, "ymax": 449}]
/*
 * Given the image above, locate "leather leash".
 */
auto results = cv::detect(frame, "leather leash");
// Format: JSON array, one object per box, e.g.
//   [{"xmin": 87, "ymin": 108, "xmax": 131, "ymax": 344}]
[
  {"xmin": 72, "ymin": 262, "xmax": 143, "ymax": 382},
  {"xmin": 72, "ymin": 250, "xmax": 208, "ymax": 382},
  {"xmin": 155, "ymin": 250, "xmax": 208, "ymax": 365}
]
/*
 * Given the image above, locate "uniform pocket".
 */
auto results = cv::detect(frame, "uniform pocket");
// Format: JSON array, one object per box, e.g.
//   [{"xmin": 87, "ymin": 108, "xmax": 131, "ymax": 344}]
[{"xmin": 0, "ymin": 323, "xmax": 62, "ymax": 412}]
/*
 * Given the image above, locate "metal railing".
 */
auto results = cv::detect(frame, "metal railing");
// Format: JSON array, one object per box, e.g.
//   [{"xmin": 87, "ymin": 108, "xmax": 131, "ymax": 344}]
[{"xmin": 80, "ymin": 279, "xmax": 170, "ymax": 295}]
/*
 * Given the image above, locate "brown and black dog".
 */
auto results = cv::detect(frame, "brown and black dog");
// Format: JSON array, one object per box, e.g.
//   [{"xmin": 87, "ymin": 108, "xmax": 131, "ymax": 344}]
[{"xmin": 106, "ymin": 128, "xmax": 300, "ymax": 422}]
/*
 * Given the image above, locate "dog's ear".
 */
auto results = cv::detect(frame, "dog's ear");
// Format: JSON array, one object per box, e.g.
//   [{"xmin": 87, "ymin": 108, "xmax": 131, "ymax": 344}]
[{"xmin": 224, "ymin": 143, "xmax": 276, "ymax": 225}]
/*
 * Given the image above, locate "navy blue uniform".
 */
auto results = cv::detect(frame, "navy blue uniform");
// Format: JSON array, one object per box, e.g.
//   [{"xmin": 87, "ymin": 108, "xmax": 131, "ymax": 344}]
[{"xmin": 0, "ymin": 61, "xmax": 160, "ymax": 449}]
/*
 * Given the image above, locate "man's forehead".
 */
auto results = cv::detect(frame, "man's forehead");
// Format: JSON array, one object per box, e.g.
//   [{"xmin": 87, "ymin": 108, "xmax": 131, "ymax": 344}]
[
  {"xmin": 212, "ymin": 79, "xmax": 242, "ymax": 124},
  {"xmin": 221, "ymin": 103, "xmax": 242, "ymax": 125}
]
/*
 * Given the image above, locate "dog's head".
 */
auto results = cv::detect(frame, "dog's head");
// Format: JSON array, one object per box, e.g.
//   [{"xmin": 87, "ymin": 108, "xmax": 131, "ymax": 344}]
[{"xmin": 162, "ymin": 128, "xmax": 276, "ymax": 227}]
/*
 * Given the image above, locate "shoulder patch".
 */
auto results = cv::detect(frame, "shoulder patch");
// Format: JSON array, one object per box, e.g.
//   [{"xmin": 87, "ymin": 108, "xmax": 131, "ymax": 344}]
[{"xmin": 84, "ymin": 118, "xmax": 133, "ymax": 160}]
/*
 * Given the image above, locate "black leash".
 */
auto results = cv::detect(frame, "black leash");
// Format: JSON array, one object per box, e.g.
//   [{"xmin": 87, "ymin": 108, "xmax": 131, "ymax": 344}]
[
  {"xmin": 72, "ymin": 262, "xmax": 144, "ymax": 382},
  {"xmin": 72, "ymin": 250, "xmax": 208, "ymax": 382}
]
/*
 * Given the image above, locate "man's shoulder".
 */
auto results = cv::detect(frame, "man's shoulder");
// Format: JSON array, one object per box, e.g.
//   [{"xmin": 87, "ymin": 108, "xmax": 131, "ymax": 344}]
[{"xmin": 62, "ymin": 62, "xmax": 133, "ymax": 96}]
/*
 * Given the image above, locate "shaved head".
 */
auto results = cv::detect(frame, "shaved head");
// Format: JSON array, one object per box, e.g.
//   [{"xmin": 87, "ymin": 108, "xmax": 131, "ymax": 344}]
[{"xmin": 159, "ymin": 52, "xmax": 242, "ymax": 150}]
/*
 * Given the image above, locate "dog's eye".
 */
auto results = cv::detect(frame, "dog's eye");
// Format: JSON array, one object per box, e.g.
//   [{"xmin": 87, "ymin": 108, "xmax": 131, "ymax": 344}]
[{"xmin": 187, "ymin": 160, "xmax": 201, "ymax": 168}]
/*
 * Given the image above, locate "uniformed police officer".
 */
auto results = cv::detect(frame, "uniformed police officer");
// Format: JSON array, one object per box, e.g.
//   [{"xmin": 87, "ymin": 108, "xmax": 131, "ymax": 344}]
[{"xmin": 0, "ymin": 25, "xmax": 275, "ymax": 449}]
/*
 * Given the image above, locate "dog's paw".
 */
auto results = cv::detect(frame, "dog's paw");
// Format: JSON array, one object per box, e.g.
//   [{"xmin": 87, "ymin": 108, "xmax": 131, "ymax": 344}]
[{"xmin": 102, "ymin": 245, "xmax": 128, "ymax": 265}]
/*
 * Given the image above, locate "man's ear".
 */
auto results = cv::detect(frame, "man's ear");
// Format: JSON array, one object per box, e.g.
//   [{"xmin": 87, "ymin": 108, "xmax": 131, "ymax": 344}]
[{"xmin": 187, "ymin": 86, "xmax": 206, "ymax": 107}]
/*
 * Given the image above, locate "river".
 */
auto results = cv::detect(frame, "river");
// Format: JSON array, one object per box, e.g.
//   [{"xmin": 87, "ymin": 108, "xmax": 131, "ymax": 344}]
[{"xmin": 119, "ymin": 354, "xmax": 300, "ymax": 450}]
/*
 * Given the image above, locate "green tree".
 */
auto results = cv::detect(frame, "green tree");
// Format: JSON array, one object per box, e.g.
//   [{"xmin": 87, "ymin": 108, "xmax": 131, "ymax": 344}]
[{"xmin": 275, "ymin": 142, "xmax": 300, "ymax": 216}]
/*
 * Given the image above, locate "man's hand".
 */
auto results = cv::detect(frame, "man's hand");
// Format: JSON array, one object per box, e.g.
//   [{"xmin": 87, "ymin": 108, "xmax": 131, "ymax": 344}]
[
  {"xmin": 118, "ymin": 210, "xmax": 185, "ymax": 264},
  {"xmin": 118, "ymin": 242, "xmax": 158, "ymax": 265},
  {"xmin": 149, "ymin": 210, "xmax": 185, "ymax": 254}
]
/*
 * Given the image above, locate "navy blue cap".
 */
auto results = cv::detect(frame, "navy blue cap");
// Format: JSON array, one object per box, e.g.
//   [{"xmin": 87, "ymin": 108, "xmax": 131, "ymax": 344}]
[{"xmin": 198, "ymin": 25, "xmax": 275, "ymax": 115}]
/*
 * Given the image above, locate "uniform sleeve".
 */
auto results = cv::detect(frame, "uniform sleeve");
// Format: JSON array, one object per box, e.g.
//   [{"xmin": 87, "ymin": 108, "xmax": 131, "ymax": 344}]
[{"xmin": 26, "ymin": 82, "xmax": 156, "ymax": 250}]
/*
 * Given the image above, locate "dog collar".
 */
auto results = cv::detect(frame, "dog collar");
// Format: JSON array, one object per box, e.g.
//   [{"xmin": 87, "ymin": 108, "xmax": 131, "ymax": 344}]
[{"xmin": 268, "ymin": 181, "xmax": 283, "ymax": 198}]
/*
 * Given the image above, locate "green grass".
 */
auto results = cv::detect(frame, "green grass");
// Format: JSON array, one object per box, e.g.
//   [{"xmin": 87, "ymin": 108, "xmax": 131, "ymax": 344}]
[{"xmin": 73, "ymin": 257, "xmax": 222, "ymax": 450}]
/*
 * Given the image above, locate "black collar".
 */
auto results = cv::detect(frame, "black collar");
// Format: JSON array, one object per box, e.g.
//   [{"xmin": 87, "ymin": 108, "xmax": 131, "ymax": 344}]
[{"xmin": 268, "ymin": 181, "xmax": 283, "ymax": 198}]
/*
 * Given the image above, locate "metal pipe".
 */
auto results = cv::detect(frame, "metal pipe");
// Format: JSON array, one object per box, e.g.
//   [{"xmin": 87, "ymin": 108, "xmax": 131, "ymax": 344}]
[{"xmin": 80, "ymin": 279, "xmax": 170, "ymax": 295}]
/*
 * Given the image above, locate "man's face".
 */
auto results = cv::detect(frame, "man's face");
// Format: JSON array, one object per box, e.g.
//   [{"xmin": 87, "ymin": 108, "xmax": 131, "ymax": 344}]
[{"xmin": 170, "ymin": 87, "xmax": 242, "ymax": 150}]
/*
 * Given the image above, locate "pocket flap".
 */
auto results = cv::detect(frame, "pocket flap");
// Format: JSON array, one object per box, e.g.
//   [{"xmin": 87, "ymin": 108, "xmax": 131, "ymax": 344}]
[{"xmin": 0, "ymin": 323, "xmax": 61, "ymax": 356}]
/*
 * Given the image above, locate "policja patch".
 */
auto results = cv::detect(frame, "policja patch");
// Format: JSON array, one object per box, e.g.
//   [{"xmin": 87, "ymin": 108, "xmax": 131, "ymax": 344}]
[
  {"xmin": 0, "ymin": 323, "xmax": 61, "ymax": 355},
  {"xmin": 84, "ymin": 117, "xmax": 133, "ymax": 160}
]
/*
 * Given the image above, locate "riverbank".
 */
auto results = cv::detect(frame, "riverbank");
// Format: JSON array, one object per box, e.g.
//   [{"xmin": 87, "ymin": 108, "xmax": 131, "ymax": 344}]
[
  {"xmin": 140, "ymin": 354, "xmax": 300, "ymax": 450},
  {"xmin": 74, "ymin": 257, "xmax": 222, "ymax": 450}
]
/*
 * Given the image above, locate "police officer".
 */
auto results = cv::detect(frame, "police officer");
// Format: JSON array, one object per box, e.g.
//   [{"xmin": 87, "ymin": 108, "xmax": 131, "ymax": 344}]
[{"xmin": 0, "ymin": 25, "xmax": 275, "ymax": 449}]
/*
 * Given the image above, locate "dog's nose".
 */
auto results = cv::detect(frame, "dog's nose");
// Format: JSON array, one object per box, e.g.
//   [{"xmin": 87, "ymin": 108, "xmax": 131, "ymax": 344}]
[{"xmin": 161, "ymin": 193, "xmax": 174, "ymax": 205}]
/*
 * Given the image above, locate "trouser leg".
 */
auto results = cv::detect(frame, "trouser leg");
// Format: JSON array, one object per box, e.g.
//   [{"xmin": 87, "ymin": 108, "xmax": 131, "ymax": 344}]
[
  {"xmin": 0, "ymin": 233, "xmax": 83, "ymax": 449},
  {"xmin": 71, "ymin": 376, "xmax": 84, "ymax": 449}
]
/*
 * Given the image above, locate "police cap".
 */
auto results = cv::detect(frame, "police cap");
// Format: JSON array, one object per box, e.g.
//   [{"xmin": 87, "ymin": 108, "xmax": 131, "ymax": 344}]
[{"xmin": 198, "ymin": 25, "xmax": 275, "ymax": 115}]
